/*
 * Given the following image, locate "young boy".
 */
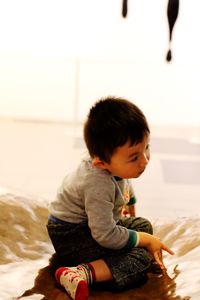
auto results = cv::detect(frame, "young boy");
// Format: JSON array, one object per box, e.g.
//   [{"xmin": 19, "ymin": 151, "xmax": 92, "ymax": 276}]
[{"xmin": 47, "ymin": 97, "xmax": 174, "ymax": 300}]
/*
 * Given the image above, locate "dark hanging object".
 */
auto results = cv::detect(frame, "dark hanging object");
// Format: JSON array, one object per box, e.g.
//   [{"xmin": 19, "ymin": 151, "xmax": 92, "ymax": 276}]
[
  {"xmin": 166, "ymin": 0, "xmax": 179, "ymax": 62},
  {"xmin": 122, "ymin": 0, "xmax": 128, "ymax": 18}
]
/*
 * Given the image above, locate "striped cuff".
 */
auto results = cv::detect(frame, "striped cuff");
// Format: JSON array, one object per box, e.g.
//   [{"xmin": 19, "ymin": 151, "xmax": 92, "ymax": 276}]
[
  {"xmin": 134, "ymin": 231, "xmax": 140, "ymax": 247},
  {"xmin": 127, "ymin": 196, "xmax": 137, "ymax": 205},
  {"xmin": 124, "ymin": 230, "xmax": 140, "ymax": 250}
]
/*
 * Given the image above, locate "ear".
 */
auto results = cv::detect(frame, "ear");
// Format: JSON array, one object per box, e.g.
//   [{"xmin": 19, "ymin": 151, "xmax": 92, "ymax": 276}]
[{"xmin": 92, "ymin": 157, "xmax": 108, "ymax": 170}]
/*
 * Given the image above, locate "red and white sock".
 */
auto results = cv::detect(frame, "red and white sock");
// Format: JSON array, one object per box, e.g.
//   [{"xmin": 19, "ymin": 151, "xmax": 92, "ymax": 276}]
[{"xmin": 55, "ymin": 263, "xmax": 95, "ymax": 300}]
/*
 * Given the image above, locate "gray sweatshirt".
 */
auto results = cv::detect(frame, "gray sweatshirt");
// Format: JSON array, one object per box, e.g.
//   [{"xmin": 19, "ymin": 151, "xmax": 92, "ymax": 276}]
[{"xmin": 49, "ymin": 157, "xmax": 138, "ymax": 250}]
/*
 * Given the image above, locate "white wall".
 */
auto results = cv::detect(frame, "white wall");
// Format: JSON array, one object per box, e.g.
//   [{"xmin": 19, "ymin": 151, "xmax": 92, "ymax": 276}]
[{"xmin": 0, "ymin": 0, "xmax": 200, "ymax": 126}]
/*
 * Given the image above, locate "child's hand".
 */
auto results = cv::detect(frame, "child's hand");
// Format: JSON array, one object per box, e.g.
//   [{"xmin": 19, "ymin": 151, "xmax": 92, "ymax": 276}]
[
  {"xmin": 120, "ymin": 204, "xmax": 135, "ymax": 217},
  {"xmin": 138, "ymin": 232, "xmax": 174, "ymax": 270}
]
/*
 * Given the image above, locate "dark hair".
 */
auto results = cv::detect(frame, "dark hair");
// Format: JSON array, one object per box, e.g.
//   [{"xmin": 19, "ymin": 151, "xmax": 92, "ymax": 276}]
[{"xmin": 84, "ymin": 96, "xmax": 150, "ymax": 162}]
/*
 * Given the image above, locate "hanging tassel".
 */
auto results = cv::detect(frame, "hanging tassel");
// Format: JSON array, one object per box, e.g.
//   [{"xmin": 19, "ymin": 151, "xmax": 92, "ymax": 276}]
[
  {"xmin": 166, "ymin": 49, "xmax": 172, "ymax": 62},
  {"xmin": 122, "ymin": 0, "xmax": 128, "ymax": 18},
  {"xmin": 166, "ymin": 0, "xmax": 179, "ymax": 62}
]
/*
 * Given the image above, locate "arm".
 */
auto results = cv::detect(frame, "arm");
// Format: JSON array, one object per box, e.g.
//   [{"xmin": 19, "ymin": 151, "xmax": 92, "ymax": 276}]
[
  {"xmin": 121, "ymin": 204, "xmax": 135, "ymax": 217},
  {"xmin": 121, "ymin": 195, "xmax": 136, "ymax": 217},
  {"xmin": 127, "ymin": 182, "xmax": 136, "ymax": 217},
  {"xmin": 128, "ymin": 204, "xmax": 135, "ymax": 217},
  {"xmin": 84, "ymin": 176, "xmax": 136, "ymax": 250}
]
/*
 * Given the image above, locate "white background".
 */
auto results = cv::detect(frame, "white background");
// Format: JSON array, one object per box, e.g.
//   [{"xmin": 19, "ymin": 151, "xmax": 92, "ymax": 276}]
[{"xmin": 0, "ymin": 0, "xmax": 200, "ymax": 126}]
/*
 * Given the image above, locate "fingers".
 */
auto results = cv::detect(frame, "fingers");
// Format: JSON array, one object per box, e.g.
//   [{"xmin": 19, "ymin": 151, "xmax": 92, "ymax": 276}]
[
  {"xmin": 154, "ymin": 241, "xmax": 174, "ymax": 270},
  {"xmin": 161, "ymin": 243, "xmax": 175, "ymax": 255},
  {"xmin": 154, "ymin": 251, "xmax": 165, "ymax": 270}
]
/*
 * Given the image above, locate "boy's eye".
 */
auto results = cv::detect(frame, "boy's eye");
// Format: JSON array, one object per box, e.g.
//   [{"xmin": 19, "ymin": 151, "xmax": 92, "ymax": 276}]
[
  {"xmin": 131, "ymin": 156, "xmax": 138, "ymax": 162},
  {"xmin": 146, "ymin": 144, "xmax": 150, "ymax": 150}
]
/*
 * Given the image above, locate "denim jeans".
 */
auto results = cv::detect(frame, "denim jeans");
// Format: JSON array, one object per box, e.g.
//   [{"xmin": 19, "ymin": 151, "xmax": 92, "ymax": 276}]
[{"xmin": 47, "ymin": 216, "xmax": 153, "ymax": 291}]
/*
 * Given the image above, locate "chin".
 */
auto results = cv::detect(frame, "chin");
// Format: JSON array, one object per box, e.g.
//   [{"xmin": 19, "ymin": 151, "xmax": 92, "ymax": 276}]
[
  {"xmin": 134, "ymin": 174, "xmax": 140, "ymax": 178},
  {"xmin": 123, "ymin": 174, "xmax": 138, "ymax": 179},
  {"xmin": 135, "ymin": 172, "xmax": 143, "ymax": 178}
]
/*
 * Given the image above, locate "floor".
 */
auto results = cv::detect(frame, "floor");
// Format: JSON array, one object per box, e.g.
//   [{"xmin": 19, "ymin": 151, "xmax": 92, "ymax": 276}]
[{"xmin": 0, "ymin": 118, "xmax": 200, "ymax": 218}]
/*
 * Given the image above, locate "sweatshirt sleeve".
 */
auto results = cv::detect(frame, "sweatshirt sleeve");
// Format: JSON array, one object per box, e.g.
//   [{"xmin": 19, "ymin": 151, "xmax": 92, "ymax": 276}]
[{"xmin": 83, "ymin": 175, "xmax": 138, "ymax": 250}]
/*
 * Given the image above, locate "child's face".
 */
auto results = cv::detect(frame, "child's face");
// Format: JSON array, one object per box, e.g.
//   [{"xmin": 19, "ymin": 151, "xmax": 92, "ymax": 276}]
[{"xmin": 101, "ymin": 134, "xmax": 150, "ymax": 179}]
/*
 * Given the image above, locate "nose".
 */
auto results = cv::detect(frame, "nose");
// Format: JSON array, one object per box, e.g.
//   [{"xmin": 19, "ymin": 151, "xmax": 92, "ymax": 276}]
[{"xmin": 140, "ymin": 153, "xmax": 149, "ymax": 168}]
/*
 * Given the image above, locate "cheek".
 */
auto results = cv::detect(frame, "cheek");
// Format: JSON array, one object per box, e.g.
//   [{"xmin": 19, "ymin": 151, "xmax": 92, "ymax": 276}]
[{"xmin": 128, "ymin": 164, "xmax": 138, "ymax": 174}]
